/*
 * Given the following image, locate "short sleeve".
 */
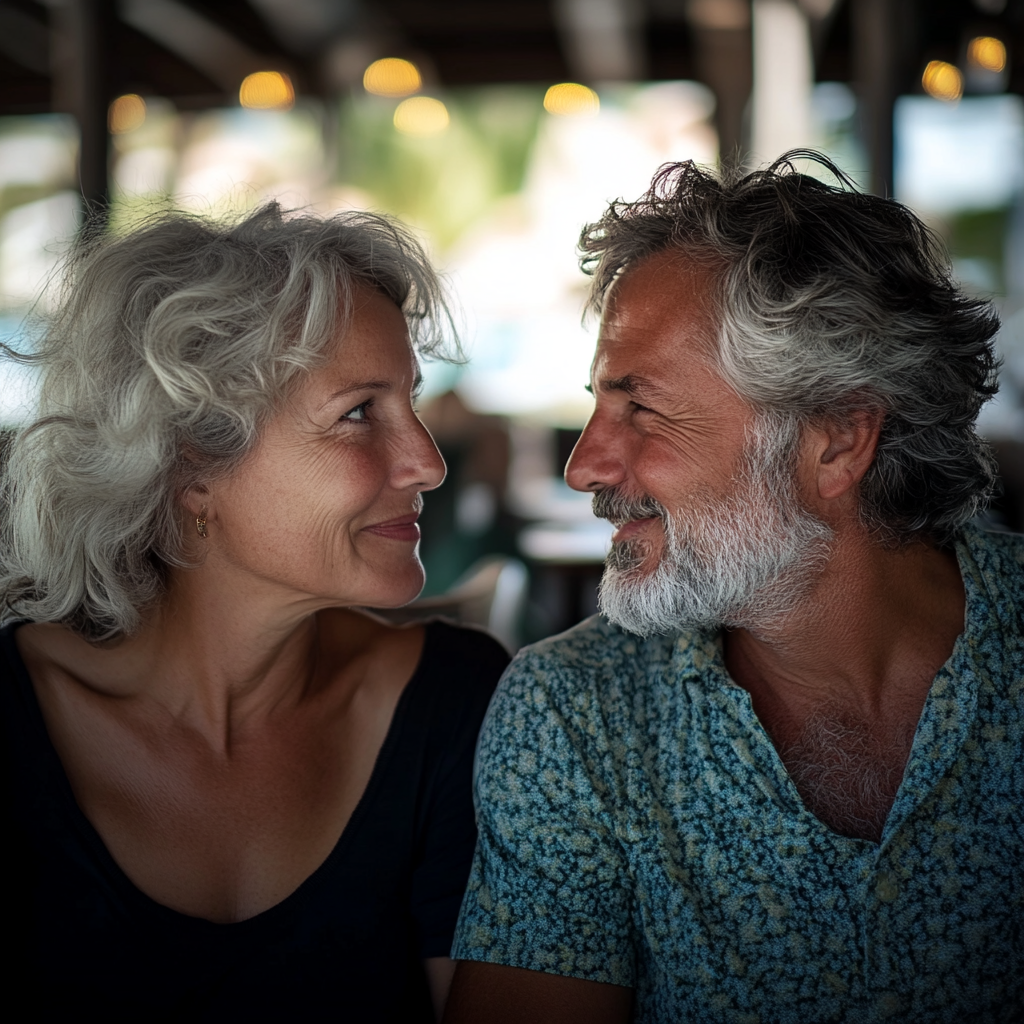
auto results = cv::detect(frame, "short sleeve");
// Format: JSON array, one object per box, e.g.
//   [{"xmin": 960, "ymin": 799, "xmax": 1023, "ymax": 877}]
[
  {"xmin": 410, "ymin": 623, "xmax": 510, "ymax": 959},
  {"xmin": 450, "ymin": 648, "xmax": 636, "ymax": 986}
]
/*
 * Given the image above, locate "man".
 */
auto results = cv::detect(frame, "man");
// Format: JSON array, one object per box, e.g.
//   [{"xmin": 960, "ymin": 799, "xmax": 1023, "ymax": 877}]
[{"xmin": 444, "ymin": 154, "xmax": 1023, "ymax": 1023}]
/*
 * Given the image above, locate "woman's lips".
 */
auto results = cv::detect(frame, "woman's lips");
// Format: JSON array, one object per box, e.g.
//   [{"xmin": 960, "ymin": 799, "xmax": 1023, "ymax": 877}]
[
  {"xmin": 363, "ymin": 513, "xmax": 421, "ymax": 542},
  {"xmin": 611, "ymin": 517, "xmax": 660, "ymax": 544}
]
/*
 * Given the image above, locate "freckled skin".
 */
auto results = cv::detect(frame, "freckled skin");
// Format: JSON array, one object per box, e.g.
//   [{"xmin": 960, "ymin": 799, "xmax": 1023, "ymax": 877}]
[
  {"xmin": 16, "ymin": 287, "xmax": 448, "ymax": 927},
  {"xmin": 208, "ymin": 287, "xmax": 444, "ymax": 612},
  {"xmin": 18, "ymin": 284, "xmax": 467, "ymax": 1013}
]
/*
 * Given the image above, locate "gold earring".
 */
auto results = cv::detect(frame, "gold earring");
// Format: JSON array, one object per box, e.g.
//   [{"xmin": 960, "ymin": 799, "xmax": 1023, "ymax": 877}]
[{"xmin": 196, "ymin": 506, "xmax": 208, "ymax": 539}]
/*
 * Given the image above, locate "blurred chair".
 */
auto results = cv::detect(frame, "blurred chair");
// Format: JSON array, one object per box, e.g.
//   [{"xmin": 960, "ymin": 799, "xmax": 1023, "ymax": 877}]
[{"xmin": 372, "ymin": 556, "xmax": 529, "ymax": 652}]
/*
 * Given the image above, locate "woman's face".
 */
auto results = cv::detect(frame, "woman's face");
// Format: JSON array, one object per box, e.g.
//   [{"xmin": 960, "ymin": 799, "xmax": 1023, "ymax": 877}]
[{"xmin": 202, "ymin": 286, "xmax": 446, "ymax": 611}]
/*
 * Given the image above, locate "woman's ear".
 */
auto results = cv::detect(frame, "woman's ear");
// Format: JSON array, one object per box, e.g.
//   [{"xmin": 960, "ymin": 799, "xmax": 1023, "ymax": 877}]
[{"xmin": 180, "ymin": 482, "xmax": 211, "ymax": 518}]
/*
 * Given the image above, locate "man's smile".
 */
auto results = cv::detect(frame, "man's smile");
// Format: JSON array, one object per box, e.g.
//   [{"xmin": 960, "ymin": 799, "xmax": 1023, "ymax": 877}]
[{"xmin": 611, "ymin": 517, "xmax": 661, "ymax": 544}]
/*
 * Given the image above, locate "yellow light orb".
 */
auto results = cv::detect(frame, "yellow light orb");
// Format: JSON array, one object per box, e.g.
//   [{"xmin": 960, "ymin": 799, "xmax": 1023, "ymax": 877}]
[
  {"xmin": 543, "ymin": 83, "xmax": 600, "ymax": 117},
  {"xmin": 239, "ymin": 71, "xmax": 295, "ymax": 110},
  {"xmin": 108, "ymin": 94, "xmax": 146, "ymax": 134},
  {"xmin": 364, "ymin": 58, "xmax": 422, "ymax": 98},
  {"xmin": 968, "ymin": 36, "xmax": 1007, "ymax": 73},
  {"xmin": 922, "ymin": 60, "xmax": 963, "ymax": 102},
  {"xmin": 393, "ymin": 96, "xmax": 449, "ymax": 136}
]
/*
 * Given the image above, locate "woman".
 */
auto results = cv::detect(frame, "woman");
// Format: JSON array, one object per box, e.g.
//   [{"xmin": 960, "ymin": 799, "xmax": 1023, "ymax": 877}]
[{"xmin": 0, "ymin": 205, "xmax": 509, "ymax": 1021}]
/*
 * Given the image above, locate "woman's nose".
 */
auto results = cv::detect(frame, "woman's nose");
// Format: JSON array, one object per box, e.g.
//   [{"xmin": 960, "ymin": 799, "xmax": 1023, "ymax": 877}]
[{"xmin": 398, "ymin": 418, "xmax": 446, "ymax": 492}]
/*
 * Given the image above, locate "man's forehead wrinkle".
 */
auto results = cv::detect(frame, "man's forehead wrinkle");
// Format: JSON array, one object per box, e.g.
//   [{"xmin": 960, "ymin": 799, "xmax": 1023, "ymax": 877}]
[{"xmin": 602, "ymin": 264, "xmax": 719, "ymax": 351}]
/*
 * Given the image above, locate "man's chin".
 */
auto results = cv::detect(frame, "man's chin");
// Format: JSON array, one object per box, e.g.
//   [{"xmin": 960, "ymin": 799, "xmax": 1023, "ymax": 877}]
[
  {"xmin": 605, "ymin": 536, "xmax": 663, "ymax": 575},
  {"xmin": 598, "ymin": 556, "xmax": 687, "ymax": 637}
]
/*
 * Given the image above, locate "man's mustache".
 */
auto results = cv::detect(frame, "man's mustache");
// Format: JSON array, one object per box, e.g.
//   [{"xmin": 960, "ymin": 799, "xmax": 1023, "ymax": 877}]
[{"xmin": 592, "ymin": 487, "xmax": 668, "ymax": 527}]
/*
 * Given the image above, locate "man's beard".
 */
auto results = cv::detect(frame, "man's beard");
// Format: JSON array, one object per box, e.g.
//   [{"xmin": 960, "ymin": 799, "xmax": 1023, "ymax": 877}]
[{"xmin": 593, "ymin": 415, "xmax": 833, "ymax": 638}]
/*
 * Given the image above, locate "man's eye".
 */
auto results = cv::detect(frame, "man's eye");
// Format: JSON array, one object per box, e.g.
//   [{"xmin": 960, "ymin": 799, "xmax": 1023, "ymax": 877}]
[{"xmin": 340, "ymin": 400, "xmax": 371, "ymax": 423}]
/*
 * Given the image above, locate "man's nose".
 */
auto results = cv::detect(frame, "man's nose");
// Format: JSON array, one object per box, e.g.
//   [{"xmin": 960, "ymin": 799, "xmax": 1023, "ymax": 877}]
[{"xmin": 565, "ymin": 417, "xmax": 626, "ymax": 493}]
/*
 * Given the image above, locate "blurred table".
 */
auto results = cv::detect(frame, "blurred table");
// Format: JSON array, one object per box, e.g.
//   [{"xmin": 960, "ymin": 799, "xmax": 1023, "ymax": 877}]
[{"xmin": 512, "ymin": 478, "xmax": 614, "ymax": 636}]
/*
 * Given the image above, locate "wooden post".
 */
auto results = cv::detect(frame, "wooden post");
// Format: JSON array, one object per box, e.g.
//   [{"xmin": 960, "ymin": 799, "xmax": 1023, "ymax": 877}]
[
  {"xmin": 692, "ymin": 24, "xmax": 753, "ymax": 170},
  {"xmin": 56, "ymin": 0, "xmax": 115, "ymax": 235},
  {"xmin": 852, "ymin": 0, "xmax": 895, "ymax": 197}
]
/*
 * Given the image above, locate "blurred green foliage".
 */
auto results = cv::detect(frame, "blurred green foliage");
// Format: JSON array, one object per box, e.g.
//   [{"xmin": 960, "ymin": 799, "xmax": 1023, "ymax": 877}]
[
  {"xmin": 0, "ymin": 183, "xmax": 62, "ymax": 222},
  {"xmin": 946, "ymin": 207, "xmax": 1010, "ymax": 295},
  {"xmin": 336, "ymin": 86, "xmax": 545, "ymax": 251}
]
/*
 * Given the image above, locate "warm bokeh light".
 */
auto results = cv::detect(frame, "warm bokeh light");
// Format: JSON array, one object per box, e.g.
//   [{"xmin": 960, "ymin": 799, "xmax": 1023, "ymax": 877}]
[
  {"xmin": 393, "ymin": 96, "xmax": 450, "ymax": 136},
  {"xmin": 364, "ymin": 58, "xmax": 422, "ymax": 98},
  {"xmin": 922, "ymin": 61, "xmax": 963, "ymax": 102},
  {"xmin": 543, "ymin": 83, "xmax": 600, "ymax": 117},
  {"xmin": 968, "ymin": 36, "xmax": 1007, "ymax": 73},
  {"xmin": 108, "ymin": 94, "xmax": 146, "ymax": 134},
  {"xmin": 239, "ymin": 71, "xmax": 295, "ymax": 110}
]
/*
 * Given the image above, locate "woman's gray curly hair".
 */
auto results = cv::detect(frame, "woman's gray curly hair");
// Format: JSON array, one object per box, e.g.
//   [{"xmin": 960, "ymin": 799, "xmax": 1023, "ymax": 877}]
[
  {"xmin": 0, "ymin": 203, "xmax": 458, "ymax": 641},
  {"xmin": 580, "ymin": 150, "xmax": 1000, "ymax": 547}
]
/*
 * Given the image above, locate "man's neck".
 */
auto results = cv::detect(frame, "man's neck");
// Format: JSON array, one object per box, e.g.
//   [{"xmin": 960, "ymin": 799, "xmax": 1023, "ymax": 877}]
[
  {"xmin": 722, "ymin": 529, "xmax": 966, "ymax": 841},
  {"xmin": 724, "ymin": 530, "xmax": 965, "ymax": 717}
]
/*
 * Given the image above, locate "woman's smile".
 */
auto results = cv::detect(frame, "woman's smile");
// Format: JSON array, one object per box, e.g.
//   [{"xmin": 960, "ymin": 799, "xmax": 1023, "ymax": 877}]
[{"xmin": 362, "ymin": 511, "xmax": 422, "ymax": 542}]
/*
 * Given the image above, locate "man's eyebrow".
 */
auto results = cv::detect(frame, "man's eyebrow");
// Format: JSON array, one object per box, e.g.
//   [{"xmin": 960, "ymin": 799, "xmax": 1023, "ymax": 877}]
[{"xmin": 600, "ymin": 374, "xmax": 672, "ymax": 402}]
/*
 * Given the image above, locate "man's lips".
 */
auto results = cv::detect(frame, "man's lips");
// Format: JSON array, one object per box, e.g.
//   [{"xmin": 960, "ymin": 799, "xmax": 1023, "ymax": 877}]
[
  {"xmin": 611, "ymin": 517, "xmax": 660, "ymax": 544},
  {"xmin": 363, "ymin": 512, "xmax": 421, "ymax": 542}
]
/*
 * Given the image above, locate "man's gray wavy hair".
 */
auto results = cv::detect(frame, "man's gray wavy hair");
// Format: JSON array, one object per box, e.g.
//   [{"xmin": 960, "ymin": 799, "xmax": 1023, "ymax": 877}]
[
  {"xmin": 580, "ymin": 150, "xmax": 1000, "ymax": 547},
  {"xmin": 0, "ymin": 203, "xmax": 458, "ymax": 641}
]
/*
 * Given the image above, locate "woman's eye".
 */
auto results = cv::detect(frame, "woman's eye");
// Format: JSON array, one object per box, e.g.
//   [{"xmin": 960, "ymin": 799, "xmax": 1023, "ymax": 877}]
[{"xmin": 340, "ymin": 400, "xmax": 371, "ymax": 423}]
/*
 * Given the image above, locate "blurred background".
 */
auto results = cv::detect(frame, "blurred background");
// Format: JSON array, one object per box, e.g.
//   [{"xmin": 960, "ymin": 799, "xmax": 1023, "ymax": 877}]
[{"xmin": 1, "ymin": 0, "xmax": 1023, "ymax": 648}]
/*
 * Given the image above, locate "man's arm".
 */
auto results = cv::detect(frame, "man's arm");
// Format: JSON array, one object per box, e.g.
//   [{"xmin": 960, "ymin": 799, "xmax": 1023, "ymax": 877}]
[{"xmin": 442, "ymin": 962, "xmax": 633, "ymax": 1024}]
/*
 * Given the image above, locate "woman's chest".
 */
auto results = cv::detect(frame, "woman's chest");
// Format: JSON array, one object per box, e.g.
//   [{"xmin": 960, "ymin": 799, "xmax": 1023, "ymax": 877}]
[
  {"xmin": 33, "ymin": 689, "xmax": 398, "ymax": 922},
  {"xmin": 94, "ymin": 746, "xmax": 371, "ymax": 918},
  {"xmin": 17, "ymin": 786, "xmax": 425, "ymax": 1020}
]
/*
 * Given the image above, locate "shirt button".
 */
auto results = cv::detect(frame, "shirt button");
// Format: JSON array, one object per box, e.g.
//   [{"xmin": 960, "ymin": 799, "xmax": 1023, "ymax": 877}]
[{"xmin": 875, "ymin": 871, "xmax": 899, "ymax": 902}]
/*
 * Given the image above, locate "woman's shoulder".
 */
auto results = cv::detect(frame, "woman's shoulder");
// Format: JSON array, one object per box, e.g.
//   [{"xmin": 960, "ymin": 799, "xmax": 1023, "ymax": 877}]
[
  {"xmin": 321, "ymin": 609, "xmax": 510, "ymax": 700},
  {"xmin": 320, "ymin": 613, "xmax": 509, "ymax": 765},
  {"xmin": 408, "ymin": 619, "xmax": 511, "ymax": 723},
  {"xmin": 420, "ymin": 617, "xmax": 511, "ymax": 671}
]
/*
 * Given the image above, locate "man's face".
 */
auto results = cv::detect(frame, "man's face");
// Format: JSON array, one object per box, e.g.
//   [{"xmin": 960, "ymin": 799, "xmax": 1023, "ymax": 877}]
[{"xmin": 565, "ymin": 252, "xmax": 832, "ymax": 635}]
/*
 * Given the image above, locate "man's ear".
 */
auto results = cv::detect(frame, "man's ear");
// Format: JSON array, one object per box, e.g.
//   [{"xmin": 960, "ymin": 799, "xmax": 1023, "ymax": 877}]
[{"xmin": 806, "ymin": 410, "xmax": 884, "ymax": 502}]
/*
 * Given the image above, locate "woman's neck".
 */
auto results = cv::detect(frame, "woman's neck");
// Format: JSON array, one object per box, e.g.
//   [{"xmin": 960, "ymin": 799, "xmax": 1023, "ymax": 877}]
[{"xmin": 17, "ymin": 564, "xmax": 353, "ymax": 749}]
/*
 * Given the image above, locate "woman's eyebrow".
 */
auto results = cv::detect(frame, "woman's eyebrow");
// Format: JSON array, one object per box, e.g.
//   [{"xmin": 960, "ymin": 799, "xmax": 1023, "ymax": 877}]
[{"xmin": 319, "ymin": 379, "xmax": 393, "ymax": 409}]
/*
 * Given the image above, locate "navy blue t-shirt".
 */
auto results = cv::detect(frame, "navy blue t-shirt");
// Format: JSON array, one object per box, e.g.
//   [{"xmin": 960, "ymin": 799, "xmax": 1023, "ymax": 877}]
[{"xmin": 0, "ymin": 619, "xmax": 508, "ymax": 1022}]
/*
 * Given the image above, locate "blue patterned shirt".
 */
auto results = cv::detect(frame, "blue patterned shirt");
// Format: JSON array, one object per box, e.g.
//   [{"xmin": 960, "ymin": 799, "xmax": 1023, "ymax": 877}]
[{"xmin": 452, "ymin": 525, "xmax": 1024, "ymax": 1022}]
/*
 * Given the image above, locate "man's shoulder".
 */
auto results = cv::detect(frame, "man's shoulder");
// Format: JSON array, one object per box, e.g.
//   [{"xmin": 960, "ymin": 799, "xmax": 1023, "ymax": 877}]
[
  {"xmin": 961, "ymin": 523, "xmax": 1024, "ymax": 625},
  {"xmin": 474, "ymin": 616, "xmax": 718, "ymax": 819},
  {"xmin": 498, "ymin": 614, "xmax": 719, "ymax": 713},
  {"xmin": 964, "ymin": 523, "xmax": 1024, "ymax": 580}
]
